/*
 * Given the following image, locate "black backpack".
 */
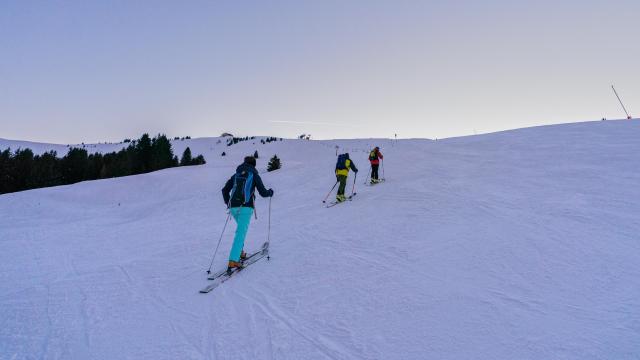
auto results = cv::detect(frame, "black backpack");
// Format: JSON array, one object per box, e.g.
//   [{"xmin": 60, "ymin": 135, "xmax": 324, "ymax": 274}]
[
  {"xmin": 369, "ymin": 150, "xmax": 378, "ymax": 161},
  {"xmin": 230, "ymin": 169, "xmax": 254, "ymax": 206},
  {"xmin": 336, "ymin": 154, "xmax": 348, "ymax": 170}
]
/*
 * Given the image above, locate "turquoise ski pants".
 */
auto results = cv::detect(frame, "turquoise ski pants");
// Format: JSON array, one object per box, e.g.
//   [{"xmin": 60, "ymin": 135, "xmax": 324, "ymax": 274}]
[{"xmin": 229, "ymin": 207, "xmax": 254, "ymax": 262}]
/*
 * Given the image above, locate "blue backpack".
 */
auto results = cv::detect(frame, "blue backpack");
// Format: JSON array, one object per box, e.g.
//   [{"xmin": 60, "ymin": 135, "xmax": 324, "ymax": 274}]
[
  {"xmin": 230, "ymin": 169, "xmax": 254, "ymax": 205},
  {"xmin": 336, "ymin": 154, "xmax": 348, "ymax": 170}
]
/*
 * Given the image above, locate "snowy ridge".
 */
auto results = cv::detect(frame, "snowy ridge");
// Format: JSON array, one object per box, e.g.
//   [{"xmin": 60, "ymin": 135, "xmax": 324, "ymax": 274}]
[
  {"xmin": 0, "ymin": 136, "xmax": 226, "ymax": 161},
  {"xmin": 0, "ymin": 138, "xmax": 129, "ymax": 155},
  {"xmin": 1, "ymin": 120, "xmax": 640, "ymax": 359}
]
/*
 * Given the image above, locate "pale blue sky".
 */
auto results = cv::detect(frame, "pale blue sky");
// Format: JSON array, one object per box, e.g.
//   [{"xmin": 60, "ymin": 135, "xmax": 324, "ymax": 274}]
[{"xmin": 1, "ymin": 0, "xmax": 638, "ymax": 143}]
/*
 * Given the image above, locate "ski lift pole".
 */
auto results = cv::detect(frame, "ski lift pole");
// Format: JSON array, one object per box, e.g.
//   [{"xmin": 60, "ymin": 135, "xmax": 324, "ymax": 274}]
[{"xmin": 612, "ymin": 85, "xmax": 632, "ymax": 119}]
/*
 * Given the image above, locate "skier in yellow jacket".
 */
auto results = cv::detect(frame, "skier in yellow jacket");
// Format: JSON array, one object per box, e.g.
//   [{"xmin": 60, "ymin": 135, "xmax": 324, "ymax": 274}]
[{"xmin": 335, "ymin": 153, "xmax": 358, "ymax": 202}]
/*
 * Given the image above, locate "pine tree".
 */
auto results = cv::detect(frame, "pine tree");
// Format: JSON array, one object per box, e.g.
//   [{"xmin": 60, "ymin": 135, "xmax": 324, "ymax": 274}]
[
  {"xmin": 134, "ymin": 133, "xmax": 152, "ymax": 173},
  {"xmin": 61, "ymin": 148, "xmax": 88, "ymax": 185},
  {"xmin": 192, "ymin": 155, "xmax": 206, "ymax": 165},
  {"xmin": 85, "ymin": 153, "xmax": 103, "ymax": 180},
  {"xmin": 150, "ymin": 135, "xmax": 175, "ymax": 171},
  {"xmin": 267, "ymin": 154, "xmax": 281, "ymax": 172},
  {"xmin": 0, "ymin": 148, "xmax": 14, "ymax": 194},
  {"xmin": 254, "ymin": 150, "xmax": 259, "ymax": 158},
  {"xmin": 180, "ymin": 147, "xmax": 193, "ymax": 166}
]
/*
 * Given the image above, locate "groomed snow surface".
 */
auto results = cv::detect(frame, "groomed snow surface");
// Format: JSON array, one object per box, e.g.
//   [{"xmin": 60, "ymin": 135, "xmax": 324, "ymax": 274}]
[{"xmin": 1, "ymin": 120, "xmax": 639, "ymax": 359}]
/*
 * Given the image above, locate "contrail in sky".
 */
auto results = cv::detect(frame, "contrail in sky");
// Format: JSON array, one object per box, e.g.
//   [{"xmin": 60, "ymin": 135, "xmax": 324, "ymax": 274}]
[{"xmin": 269, "ymin": 120, "xmax": 358, "ymax": 128}]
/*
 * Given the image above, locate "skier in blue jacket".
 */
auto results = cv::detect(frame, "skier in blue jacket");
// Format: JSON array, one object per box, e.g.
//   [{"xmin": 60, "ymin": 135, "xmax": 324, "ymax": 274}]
[{"xmin": 222, "ymin": 156, "xmax": 273, "ymax": 272}]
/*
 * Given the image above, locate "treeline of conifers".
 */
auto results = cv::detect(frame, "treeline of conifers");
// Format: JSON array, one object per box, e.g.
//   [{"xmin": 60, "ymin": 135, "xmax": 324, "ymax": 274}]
[{"xmin": 0, "ymin": 134, "xmax": 205, "ymax": 195}]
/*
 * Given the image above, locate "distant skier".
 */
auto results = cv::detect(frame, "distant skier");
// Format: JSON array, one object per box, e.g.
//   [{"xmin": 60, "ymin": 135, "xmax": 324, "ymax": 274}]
[
  {"xmin": 335, "ymin": 153, "xmax": 357, "ymax": 202},
  {"xmin": 222, "ymin": 156, "xmax": 273, "ymax": 272},
  {"xmin": 368, "ymin": 146, "xmax": 384, "ymax": 184}
]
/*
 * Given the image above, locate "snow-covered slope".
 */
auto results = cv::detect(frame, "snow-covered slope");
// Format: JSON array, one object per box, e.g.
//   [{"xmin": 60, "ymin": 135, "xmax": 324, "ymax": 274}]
[{"xmin": 1, "ymin": 121, "xmax": 639, "ymax": 359}]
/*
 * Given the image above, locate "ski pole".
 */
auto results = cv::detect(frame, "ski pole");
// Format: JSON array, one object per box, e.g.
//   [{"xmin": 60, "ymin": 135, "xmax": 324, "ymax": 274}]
[
  {"xmin": 206, "ymin": 211, "xmax": 231, "ymax": 274},
  {"xmin": 266, "ymin": 196, "xmax": 272, "ymax": 251},
  {"xmin": 351, "ymin": 172, "xmax": 357, "ymax": 196},
  {"xmin": 382, "ymin": 159, "xmax": 385, "ymax": 180},
  {"xmin": 322, "ymin": 181, "xmax": 339, "ymax": 203},
  {"xmin": 364, "ymin": 165, "xmax": 371, "ymax": 185}
]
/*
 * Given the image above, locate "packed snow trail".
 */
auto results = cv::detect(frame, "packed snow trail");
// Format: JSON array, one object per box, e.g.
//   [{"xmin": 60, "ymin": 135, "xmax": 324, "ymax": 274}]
[{"xmin": 1, "ymin": 120, "xmax": 640, "ymax": 359}]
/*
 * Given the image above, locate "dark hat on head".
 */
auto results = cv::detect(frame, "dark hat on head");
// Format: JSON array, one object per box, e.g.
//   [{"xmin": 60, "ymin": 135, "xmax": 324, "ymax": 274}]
[{"xmin": 244, "ymin": 156, "xmax": 257, "ymax": 167}]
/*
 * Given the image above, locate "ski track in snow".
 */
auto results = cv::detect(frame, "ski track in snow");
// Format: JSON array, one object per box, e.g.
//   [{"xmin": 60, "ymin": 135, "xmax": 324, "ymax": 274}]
[{"xmin": 2, "ymin": 121, "xmax": 640, "ymax": 359}]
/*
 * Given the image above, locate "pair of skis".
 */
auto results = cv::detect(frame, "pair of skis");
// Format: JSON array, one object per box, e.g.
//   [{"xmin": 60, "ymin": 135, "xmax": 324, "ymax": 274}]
[
  {"xmin": 199, "ymin": 242, "xmax": 270, "ymax": 294},
  {"xmin": 364, "ymin": 178, "xmax": 386, "ymax": 186},
  {"xmin": 325, "ymin": 193, "xmax": 356, "ymax": 208},
  {"xmin": 325, "ymin": 193, "xmax": 358, "ymax": 208}
]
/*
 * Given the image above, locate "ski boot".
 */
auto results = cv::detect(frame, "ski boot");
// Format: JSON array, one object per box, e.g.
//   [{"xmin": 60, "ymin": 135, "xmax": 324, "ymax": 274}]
[{"xmin": 227, "ymin": 260, "xmax": 245, "ymax": 275}]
